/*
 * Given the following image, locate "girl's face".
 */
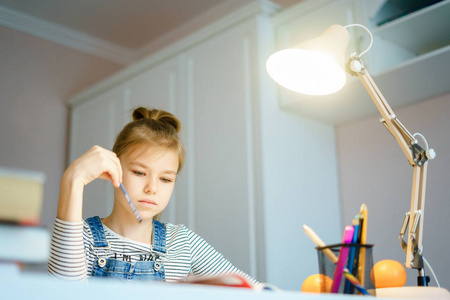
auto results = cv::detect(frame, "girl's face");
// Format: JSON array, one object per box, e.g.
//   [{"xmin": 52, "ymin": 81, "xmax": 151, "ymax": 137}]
[{"xmin": 117, "ymin": 147, "xmax": 178, "ymax": 221}]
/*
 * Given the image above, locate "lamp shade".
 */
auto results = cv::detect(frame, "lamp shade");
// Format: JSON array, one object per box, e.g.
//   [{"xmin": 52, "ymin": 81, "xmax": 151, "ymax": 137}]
[{"xmin": 266, "ymin": 25, "xmax": 350, "ymax": 95}]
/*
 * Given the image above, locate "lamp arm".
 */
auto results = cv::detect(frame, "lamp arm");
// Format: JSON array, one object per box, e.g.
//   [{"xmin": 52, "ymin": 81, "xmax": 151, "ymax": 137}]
[
  {"xmin": 348, "ymin": 54, "xmax": 435, "ymax": 274},
  {"xmin": 349, "ymin": 54, "xmax": 416, "ymax": 165}
]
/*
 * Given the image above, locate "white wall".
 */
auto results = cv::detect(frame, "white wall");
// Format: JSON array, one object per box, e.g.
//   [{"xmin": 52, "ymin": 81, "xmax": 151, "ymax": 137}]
[
  {"xmin": 0, "ymin": 25, "xmax": 122, "ymax": 229},
  {"xmin": 259, "ymin": 106, "xmax": 342, "ymax": 289},
  {"xmin": 336, "ymin": 93, "xmax": 450, "ymax": 289}
]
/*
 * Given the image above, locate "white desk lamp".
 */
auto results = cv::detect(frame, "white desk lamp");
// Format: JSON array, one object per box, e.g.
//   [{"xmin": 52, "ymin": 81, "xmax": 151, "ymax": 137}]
[{"xmin": 266, "ymin": 24, "xmax": 438, "ymax": 288}]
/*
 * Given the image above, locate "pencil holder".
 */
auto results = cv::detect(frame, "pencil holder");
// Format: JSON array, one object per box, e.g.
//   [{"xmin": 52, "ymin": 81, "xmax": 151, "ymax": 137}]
[{"xmin": 316, "ymin": 243, "xmax": 375, "ymax": 295}]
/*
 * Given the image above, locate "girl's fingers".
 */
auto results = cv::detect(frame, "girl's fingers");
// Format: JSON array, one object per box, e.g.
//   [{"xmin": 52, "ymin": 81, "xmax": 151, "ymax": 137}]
[
  {"xmin": 99, "ymin": 149, "xmax": 122, "ymax": 188},
  {"xmin": 73, "ymin": 146, "xmax": 123, "ymax": 187},
  {"xmin": 111, "ymin": 152, "xmax": 123, "ymax": 187}
]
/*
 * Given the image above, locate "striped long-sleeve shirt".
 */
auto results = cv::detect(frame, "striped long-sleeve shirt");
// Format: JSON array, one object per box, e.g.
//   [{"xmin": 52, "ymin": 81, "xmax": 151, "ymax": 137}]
[{"xmin": 48, "ymin": 218, "xmax": 256, "ymax": 284}]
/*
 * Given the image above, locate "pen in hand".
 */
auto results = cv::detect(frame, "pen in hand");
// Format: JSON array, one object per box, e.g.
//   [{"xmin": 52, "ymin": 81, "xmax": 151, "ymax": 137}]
[{"xmin": 120, "ymin": 183, "xmax": 142, "ymax": 222}]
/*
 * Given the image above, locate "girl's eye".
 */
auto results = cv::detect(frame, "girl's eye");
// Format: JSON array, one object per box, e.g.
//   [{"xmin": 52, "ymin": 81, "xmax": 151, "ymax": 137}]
[
  {"xmin": 133, "ymin": 171, "xmax": 145, "ymax": 176},
  {"xmin": 160, "ymin": 177, "xmax": 173, "ymax": 183}
]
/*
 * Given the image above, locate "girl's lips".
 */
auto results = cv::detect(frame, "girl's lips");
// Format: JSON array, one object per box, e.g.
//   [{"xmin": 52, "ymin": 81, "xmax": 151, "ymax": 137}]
[{"xmin": 138, "ymin": 199, "xmax": 157, "ymax": 208}]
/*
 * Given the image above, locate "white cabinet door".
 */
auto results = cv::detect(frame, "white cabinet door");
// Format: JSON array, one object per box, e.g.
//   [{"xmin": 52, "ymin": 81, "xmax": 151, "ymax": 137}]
[
  {"xmin": 70, "ymin": 85, "xmax": 126, "ymax": 218},
  {"xmin": 127, "ymin": 58, "xmax": 179, "ymax": 113},
  {"xmin": 182, "ymin": 20, "xmax": 258, "ymax": 277}
]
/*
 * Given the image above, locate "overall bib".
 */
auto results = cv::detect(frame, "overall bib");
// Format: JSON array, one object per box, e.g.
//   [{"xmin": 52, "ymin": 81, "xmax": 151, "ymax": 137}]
[{"xmin": 86, "ymin": 216, "xmax": 166, "ymax": 281}]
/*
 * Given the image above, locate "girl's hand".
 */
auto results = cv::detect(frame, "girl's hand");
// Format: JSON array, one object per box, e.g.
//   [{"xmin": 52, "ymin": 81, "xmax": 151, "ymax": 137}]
[
  {"xmin": 57, "ymin": 146, "xmax": 122, "ymax": 222},
  {"xmin": 65, "ymin": 145, "xmax": 123, "ymax": 188}
]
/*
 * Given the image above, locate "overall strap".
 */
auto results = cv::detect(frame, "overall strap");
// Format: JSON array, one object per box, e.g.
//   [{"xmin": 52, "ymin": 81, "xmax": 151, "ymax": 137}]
[
  {"xmin": 86, "ymin": 216, "xmax": 110, "ymax": 249},
  {"xmin": 152, "ymin": 219, "xmax": 167, "ymax": 254}
]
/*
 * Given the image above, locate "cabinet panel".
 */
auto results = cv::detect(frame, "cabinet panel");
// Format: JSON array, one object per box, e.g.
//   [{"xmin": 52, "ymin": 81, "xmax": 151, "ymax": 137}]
[
  {"xmin": 127, "ymin": 59, "xmax": 179, "ymax": 112},
  {"xmin": 184, "ymin": 21, "xmax": 257, "ymax": 276}
]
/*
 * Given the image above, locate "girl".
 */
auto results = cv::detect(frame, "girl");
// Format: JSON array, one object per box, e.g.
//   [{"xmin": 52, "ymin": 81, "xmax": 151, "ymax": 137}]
[{"xmin": 48, "ymin": 107, "xmax": 256, "ymax": 283}]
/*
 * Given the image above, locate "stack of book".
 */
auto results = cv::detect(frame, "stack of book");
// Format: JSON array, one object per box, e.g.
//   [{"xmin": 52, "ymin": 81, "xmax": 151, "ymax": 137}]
[{"xmin": 0, "ymin": 167, "xmax": 50, "ymax": 274}]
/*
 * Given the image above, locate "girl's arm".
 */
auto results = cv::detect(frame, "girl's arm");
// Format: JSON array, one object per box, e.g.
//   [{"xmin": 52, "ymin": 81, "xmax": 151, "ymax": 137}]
[
  {"xmin": 186, "ymin": 227, "xmax": 258, "ymax": 284},
  {"xmin": 48, "ymin": 145, "xmax": 122, "ymax": 279},
  {"xmin": 57, "ymin": 145, "xmax": 122, "ymax": 222},
  {"xmin": 47, "ymin": 218, "xmax": 87, "ymax": 280}
]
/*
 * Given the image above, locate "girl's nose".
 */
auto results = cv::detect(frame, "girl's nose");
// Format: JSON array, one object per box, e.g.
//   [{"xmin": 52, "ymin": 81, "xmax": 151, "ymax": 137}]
[{"xmin": 144, "ymin": 178, "xmax": 157, "ymax": 194}]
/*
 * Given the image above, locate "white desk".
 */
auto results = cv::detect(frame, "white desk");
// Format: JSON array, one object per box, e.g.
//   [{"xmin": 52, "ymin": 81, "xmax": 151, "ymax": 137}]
[{"xmin": 5, "ymin": 273, "xmax": 444, "ymax": 300}]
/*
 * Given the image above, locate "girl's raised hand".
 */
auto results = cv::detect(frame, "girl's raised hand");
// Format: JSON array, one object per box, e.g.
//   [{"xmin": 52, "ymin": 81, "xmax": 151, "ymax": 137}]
[
  {"xmin": 57, "ymin": 146, "xmax": 123, "ymax": 222},
  {"xmin": 65, "ymin": 145, "xmax": 123, "ymax": 188}
]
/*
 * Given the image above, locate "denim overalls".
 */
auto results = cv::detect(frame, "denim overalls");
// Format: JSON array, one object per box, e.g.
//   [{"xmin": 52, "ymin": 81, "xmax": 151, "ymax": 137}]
[{"xmin": 86, "ymin": 216, "xmax": 166, "ymax": 281}]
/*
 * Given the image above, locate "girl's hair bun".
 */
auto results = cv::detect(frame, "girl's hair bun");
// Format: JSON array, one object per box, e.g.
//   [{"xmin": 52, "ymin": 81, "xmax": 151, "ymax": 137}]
[{"xmin": 132, "ymin": 107, "xmax": 181, "ymax": 133}]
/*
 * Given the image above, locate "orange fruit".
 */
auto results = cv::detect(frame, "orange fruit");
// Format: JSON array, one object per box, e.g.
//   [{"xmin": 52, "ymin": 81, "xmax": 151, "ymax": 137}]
[
  {"xmin": 301, "ymin": 274, "xmax": 333, "ymax": 293},
  {"xmin": 370, "ymin": 259, "xmax": 407, "ymax": 288}
]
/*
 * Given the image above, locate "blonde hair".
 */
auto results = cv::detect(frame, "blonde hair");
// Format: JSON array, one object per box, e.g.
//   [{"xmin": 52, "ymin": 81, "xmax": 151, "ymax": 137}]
[{"xmin": 113, "ymin": 107, "xmax": 185, "ymax": 172}]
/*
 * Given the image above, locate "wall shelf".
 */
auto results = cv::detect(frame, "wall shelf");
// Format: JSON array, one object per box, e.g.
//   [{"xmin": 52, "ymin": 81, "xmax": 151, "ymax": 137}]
[
  {"xmin": 373, "ymin": 0, "xmax": 450, "ymax": 55},
  {"xmin": 272, "ymin": 0, "xmax": 450, "ymax": 124},
  {"xmin": 371, "ymin": 0, "xmax": 450, "ymax": 74}
]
